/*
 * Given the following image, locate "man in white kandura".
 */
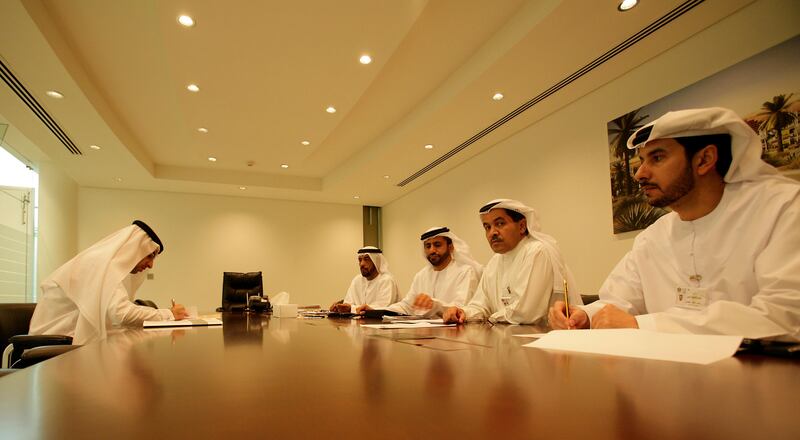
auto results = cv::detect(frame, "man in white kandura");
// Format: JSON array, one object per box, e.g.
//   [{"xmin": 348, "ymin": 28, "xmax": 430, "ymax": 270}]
[
  {"xmin": 443, "ymin": 199, "xmax": 581, "ymax": 325},
  {"xmin": 30, "ymin": 220, "xmax": 188, "ymax": 344},
  {"xmin": 549, "ymin": 107, "xmax": 800, "ymax": 340},
  {"xmin": 330, "ymin": 246, "xmax": 399, "ymax": 313},
  {"xmin": 359, "ymin": 227, "xmax": 482, "ymax": 317}
]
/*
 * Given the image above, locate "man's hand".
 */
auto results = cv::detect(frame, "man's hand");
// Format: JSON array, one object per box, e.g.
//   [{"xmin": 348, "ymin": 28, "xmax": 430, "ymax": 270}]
[
  {"xmin": 170, "ymin": 302, "xmax": 188, "ymax": 320},
  {"xmin": 356, "ymin": 304, "xmax": 372, "ymax": 314},
  {"xmin": 548, "ymin": 301, "xmax": 589, "ymax": 330},
  {"xmin": 591, "ymin": 304, "xmax": 638, "ymax": 329},
  {"xmin": 331, "ymin": 303, "xmax": 352, "ymax": 314},
  {"xmin": 442, "ymin": 307, "xmax": 466, "ymax": 324},
  {"xmin": 413, "ymin": 293, "xmax": 434, "ymax": 311}
]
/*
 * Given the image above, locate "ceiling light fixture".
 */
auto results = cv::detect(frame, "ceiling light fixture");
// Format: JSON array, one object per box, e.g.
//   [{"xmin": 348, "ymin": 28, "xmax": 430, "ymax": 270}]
[
  {"xmin": 359, "ymin": 55, "xmax": 372, "ymax": 65},
  {"xmin": 45, "ymin": 90, "xmax": 64, "ymax": 99},
  {"xmin": 424, "ymin": 144, "xmax": 434, "ymax": 150},
  {"xmin": 239, "ymin": 186, "xmax": 246, "ymax": 190},
  {"xmin": 618, "ymin": 0, "xmax": 638, "ymax": 11},
  {"xmin": 281, "ymin": 164, "xmax": 289, "ymax": 169},
  {"xmin": 187, "ymin": 84, "xmax": 200, "ymax": 92},
  {"xmin": 89, "ymin": 145, "xmax": 101, "ymax": 150},
  {"xmin": 492, "ymin": 92, "xmax": 504, "ymax": 101},
  {"xmin": 301, "ymin": 140, "xmax": 310, "ymax": 146},
  {"xmin": 115, "ymin": 177, "xmax": 123, "ymax": 182},
  {"xmin": 326, "ymin": 106, "xmax": 337, "ymax": 114},
  {"xmin": 198, "ymin": 127, "xmax": 208, "ymax": 133},
  {"xmin": 353, "ymin": 195, "xmax": 360, "ymax": 199},
  {"xmin": 383, "ymin": 175, "xmax": 390, "ymax": 179},
  {"xmin": 208, "ymin": 156, "xmax": 217, "ymax": 162},
  {"xmin": 178, "ymin": 15, "xmax": 195, "ymax": 27}
]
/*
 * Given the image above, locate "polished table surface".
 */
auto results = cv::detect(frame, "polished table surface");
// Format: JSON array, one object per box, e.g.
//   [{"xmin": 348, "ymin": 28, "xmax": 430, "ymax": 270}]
[{"xmin": 0, "ymin": 313, "xmax": 798, "ymax": 439}]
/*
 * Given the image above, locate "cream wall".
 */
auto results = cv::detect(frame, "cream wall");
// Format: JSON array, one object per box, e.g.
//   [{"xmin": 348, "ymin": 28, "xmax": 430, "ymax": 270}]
[
  {"xmin": 37, "ymin": 161, "xmax": 78, "ymax": 290},
  {"xmin": 382, "ymin": 0, "xmax": 800, "ymax": 295},
  {"xmin": 78, "ymin": 188, "xmax": 362, "ymax": 313}
]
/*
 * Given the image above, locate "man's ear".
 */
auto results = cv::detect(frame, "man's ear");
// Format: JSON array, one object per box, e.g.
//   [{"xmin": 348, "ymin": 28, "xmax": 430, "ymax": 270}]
[
  {"xmin": 695, "ymin": 144, "xmax": 719, "ymax": 176},
  {"xmin": 519, "ymin": 218, "xmax": 528, "ymax": 236}
]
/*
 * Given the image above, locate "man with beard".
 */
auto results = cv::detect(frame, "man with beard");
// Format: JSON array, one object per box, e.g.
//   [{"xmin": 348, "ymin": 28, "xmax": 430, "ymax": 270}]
[
  {"xmin": 330, "ymin": 246, "xmax": 399, "ymax": 314},
  {"xmin": 549, "ymin": 107, "xmax": 800, "ymax": 340},
  {"xmin": 358, "ymin": 227, "xmax": 482, "ymax": 317},
  {"xmin": 443, "ymin": 199, "xmax": 581, "ymax": 325}
]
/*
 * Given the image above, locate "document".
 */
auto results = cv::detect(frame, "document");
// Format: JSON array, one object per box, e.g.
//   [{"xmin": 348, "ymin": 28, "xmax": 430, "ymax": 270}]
[
  {"xmin": 525, "ymin": 329, "xmax": 742, "ymax": 365},
  {"xmin": 143, "ymin": 318, "xmax": 223, "ymax": 328},
  {"xmin": 362, "ymin": 319, "xmax": 456, "ymax": 330}
]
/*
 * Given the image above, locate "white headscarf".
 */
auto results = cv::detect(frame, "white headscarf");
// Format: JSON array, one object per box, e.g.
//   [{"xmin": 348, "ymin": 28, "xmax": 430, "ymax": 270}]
[
  {"xmin": 44, "ymin": 222, "xmax": 162, "ymax": 344},
  {"xmin": 479, "ymin": 199, "xmax": 579, "ymax": 293},
  {"xmin": 419, "ymin": 226, "xmax": 483, "ymax": 278},
  {"xmin": 627, "ymin": 107, "xmax": 787, "ymax": 183},
  {"xmin": 357, "ymin": 246, "xmax": 390, "ymax": 274}
]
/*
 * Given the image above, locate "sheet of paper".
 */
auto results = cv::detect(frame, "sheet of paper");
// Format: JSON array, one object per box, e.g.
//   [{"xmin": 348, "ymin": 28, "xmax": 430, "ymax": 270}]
[
  {"xmin": 361, "ymin": 321, "xmax": 455, "ymax": 330},
  {"xmin": 525, "ymin": 329, "xmax": 742, "ymax": 365},
  {"xmin": 512, "ymin": 333, "xmax": 547, "ymax": 338},
  {"xmin": 143, "ymin": 318, "xmax": 223, "ymax": 328}
]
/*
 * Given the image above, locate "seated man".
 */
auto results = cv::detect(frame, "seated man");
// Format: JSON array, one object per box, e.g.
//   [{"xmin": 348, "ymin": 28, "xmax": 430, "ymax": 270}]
[
  {"xmin": 443, "ymin": 199, "xmax": 581, "ymax": 324},
  {"xmin": 30, "ymin": 220, "xmax": 188, "ymax": 344},
  {"xmin": 359, "ymin": 227, "xmax": 481, "ymax": 317},
  {"xmin": 549, "ymin": 107, "xmax": 800, "ymax": 340},
  {"xmin": 330, "ymin": 246, "xmax": 399, "ymax": 314}
]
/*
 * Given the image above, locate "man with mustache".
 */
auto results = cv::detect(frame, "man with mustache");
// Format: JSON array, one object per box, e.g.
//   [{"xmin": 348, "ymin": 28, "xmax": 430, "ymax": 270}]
[
  {"xmin": 29, "ymin": 220, "xmax": 188, "ymax": 344},
  {"xmin": 330, "ymin": 246, "xmax": 399, "ymax": 314},
  {"xmin": 443, "ymin": 199, "xmax": 581, "ymax": 324},
  {"xmin": 358, "ymin": 227, "xmax": 482, "ymax": 317},
  {"xmin": 549, "ymin": 107, "xmax": 800, "ymax": 340}
]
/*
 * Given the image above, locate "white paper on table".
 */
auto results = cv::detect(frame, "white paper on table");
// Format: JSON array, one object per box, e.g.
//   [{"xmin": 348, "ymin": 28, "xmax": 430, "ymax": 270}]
[
  {"xmin": 361, "ymin": 321, "xmax": 456, "ymax": 330},
  {"xmin": 143, "ymin": 318, "xmax": 223, "ymax": 328},
  {"xmin": 525, "ymin": 329, "xmax": 742, "ymax": 365}
]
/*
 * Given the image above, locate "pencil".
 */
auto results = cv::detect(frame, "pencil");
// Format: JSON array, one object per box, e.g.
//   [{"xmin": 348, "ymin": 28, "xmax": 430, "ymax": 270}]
[{"xmin": 563, "ymin": 279, "xmax": 570, "ymax": 321}]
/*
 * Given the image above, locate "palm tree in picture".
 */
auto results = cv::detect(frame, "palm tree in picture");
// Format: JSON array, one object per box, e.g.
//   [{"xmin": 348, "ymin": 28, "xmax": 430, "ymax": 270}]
[
  {"xmin": 758, "ymin": 93, "xmax": 797, "ymax": 153},
  {"xmin": 608, "ymin": 109, "xmax": 649, "ymax": 196}
]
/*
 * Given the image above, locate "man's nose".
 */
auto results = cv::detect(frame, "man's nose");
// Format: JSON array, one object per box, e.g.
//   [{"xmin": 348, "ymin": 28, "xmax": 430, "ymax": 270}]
[{"xmin": 634, "ymin": 163, "xmax": 647, "ymax": 181}]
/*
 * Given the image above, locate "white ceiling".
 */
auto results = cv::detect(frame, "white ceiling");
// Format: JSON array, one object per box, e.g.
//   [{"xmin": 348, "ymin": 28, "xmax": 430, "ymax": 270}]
[{"xmin": 0, "ymin": 0, "xmax": 755, "ymax": 205}]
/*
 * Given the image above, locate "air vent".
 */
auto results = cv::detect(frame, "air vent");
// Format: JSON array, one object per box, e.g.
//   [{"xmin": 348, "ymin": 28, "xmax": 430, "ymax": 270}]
[
  {"xmin": 0, "ymin": 58, "xmax": 82, "ymax": 155},
  {"xmin": 398, "ymin": 0, "xmax": 704, "ymax": 187}
]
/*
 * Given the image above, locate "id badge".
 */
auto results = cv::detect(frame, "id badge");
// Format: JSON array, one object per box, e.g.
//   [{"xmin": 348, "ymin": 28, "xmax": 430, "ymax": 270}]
[
  {"xmin": 501, "ymin": 286, "xmax": 512, "ymax": 306},
  {"xmin": 676, "ymin": 286, "xmax": 708, "ymax": 310}
]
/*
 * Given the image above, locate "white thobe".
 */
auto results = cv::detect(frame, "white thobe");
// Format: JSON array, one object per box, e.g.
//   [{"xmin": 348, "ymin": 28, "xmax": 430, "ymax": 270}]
[
  {"xmin": 386, "ymin": 260, "xmax": 478, "ymax": 317},
  {"xmin": 342, "ymin": 272, "xmax": 399, "ymax": 312},
  {"xmin": 30, "ymin": 279, "xmax": 174, "ymax": 338},
  {"xmin": 464, "ymin": 236, "xmax": 581, "ymax": 324},
  {"xmin": 584, "ymin": 178, "xmax": 800, "ymax": 340}
]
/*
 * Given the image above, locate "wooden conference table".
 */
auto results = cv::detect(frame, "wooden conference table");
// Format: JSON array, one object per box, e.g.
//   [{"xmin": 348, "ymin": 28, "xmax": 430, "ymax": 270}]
[{"xmin": 0, "ymin": 313, "xmax": 797, "ymax": 440}]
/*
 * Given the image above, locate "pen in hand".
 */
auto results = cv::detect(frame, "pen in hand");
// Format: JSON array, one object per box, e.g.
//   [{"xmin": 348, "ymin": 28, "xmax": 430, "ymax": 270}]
[{"xmin": 563, "ymin": 279, "xmax": 571, "ymax": 324}]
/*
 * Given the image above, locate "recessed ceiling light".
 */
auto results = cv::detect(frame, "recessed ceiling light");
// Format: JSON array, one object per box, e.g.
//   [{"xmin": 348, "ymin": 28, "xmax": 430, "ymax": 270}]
[
  {"xmin": 239, "ymin": 186, "xmax": 246, "ymax": 190},
  {"xmin": 353, "ymin": 195, "xmax": 360, "ymax": 199},
  {"xmin": 359, "ymin": 54, "xmax": 372, "ymax": 65},
  {"xmin": 187, "ymin": 84, "xmax": 200, "ymax": 92},
  {"xmin": 281, "ymin": 164, "xmax": 289, "ymax": 169},
  {"xmin": 618, "ymin": 0, "xmax": 638, "ymax": 11},
  {"xmin": 326, "ymin": 106, "xmax": 337, "ymax": 114},
  {"xmin": 89, "ymin": 144, "xmax": 101, "ymax": 150},
  {"xmin": 208, "ymin": 156, "xmax": 217, "ymax": 162},
  {"xmin": 198, "ymin": 127, "xmax": 208, "ymax": 133},
  {"xmin": 45, "ymin": 90, "xmax": 64, "ymax": 99},
  {"xmin": 492, "ymin": 92, "xmax": 504, "ymax": 101},
  {"xmin": 178, "ymin": 15, "xmax": 195, "ymax": 27},
  {"xmin": 301, "ymin": 140, "xmax": 310, "ymax": 146},
  {"xmin": 424, "ymin": 144, "xmax": 434, "ymax": 150},
  {"xmin": 115, "ymin": 177, "xmax": 123, "ymax": 182},
  {"xmin": 383, "ymin": 175, "xmax": 390, "ymax": 179}
]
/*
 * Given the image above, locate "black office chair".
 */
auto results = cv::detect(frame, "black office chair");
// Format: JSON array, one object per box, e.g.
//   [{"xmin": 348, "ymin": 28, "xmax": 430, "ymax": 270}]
[
  {"xmin": 581, "ymin": 294, "xmax": 600, "ymax": 305},
  {"xmin": 134, "ymin": 299, "xmax": 159, "ymax": 309},
  {"xmin": 219, "ymin": 272, "xmax": 264, "ymax": 312},
  {"xmin": 0, "ymin": 303, "xmax": 74, "ymax": 369}
]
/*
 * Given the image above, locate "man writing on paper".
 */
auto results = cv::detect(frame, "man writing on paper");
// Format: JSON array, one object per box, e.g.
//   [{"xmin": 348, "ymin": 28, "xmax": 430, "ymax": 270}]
[
  {"xmin": 443, "ymin": 199, "xmax": 581, "ymax": 325},
  {"xmin": 549, "ymin": 107, "xmax": 800, "ymax": 340},
  {"xmin": 330, "ymin": 247, "xmax": 399, "ymax": 313},
  {"xmin": 358, "ymin": 227, "xmax": 482, "ymax": 317},
  {"xmin": 30, "ymin": 220, "xmax": 189, "ymax": 344}
]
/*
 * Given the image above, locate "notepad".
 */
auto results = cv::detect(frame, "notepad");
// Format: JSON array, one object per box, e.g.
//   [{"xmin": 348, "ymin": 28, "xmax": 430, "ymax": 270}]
[
  {"xmin": 143, "ymin": 318, "xmax": 223, "ymax": 328},
  {"xmin": 525, "ymin": 329, "xmax": 742, "ymax": 365},
  {"xmin": 361, "ymin": 320, "xmax": 456, "ymax": 330}
]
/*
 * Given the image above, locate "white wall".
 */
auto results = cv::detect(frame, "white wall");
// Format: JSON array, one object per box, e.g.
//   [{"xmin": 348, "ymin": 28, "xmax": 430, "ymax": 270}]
[
  {"xmin": 37, "ymin": 161, "xmax": 78, "ymax": 290},
  {"xmin": 78, "ymin": 188, "xmax": 362, "ymax": 313},
  {"xmin": 382, "ymin": 0, "xmax": 800, "ymax": 295}
]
